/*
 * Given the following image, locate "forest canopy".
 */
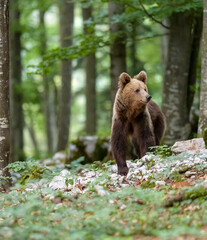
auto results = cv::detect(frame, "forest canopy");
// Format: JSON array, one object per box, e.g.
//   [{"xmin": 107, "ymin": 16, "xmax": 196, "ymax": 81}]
[{"xmin": 0, "ymin": 0, "xmax": 206, "ymax": 162}]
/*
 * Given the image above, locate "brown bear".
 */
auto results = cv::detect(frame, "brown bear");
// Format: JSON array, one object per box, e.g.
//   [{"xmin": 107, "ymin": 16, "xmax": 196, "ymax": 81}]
[{"xmin": 111, "ymin": 71, "xmax": 165, "ymax": 176}]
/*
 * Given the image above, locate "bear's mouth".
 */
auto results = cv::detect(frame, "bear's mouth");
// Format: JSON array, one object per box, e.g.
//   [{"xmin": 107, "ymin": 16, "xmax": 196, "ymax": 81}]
[{"xmin": 139, "ymin": 100, "xmax": 148, "ymax": 104}]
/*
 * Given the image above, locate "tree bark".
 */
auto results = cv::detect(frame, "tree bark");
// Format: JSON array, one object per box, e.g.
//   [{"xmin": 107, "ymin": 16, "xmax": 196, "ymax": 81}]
[
  {"xmin": 187, "ymin": 14, "xmax": 203, "ymax": 116},
  {"xmin": 108, "ymin": 2, "xmax": 126, "ymax": 109},
  {"xmin": 198, "ymin": 2, "xmax": 207, "ymax": 137},
  {"xmin": 57, "ymin": 0, "xmax": 74, "ymax": 151},
  {"xmin": 10, "ymin": 0, "xmax": 24, "ymax": 163},
  {"xmin": 0, "ymin": 0, "xmax": 10, "ymax": 178},
  {"xmin": 39, "ymin": 10, "xmax": 57, "ymax": 153},
  {"xmin": 82, "ymin": 5, "xmax": 97, "ymax": 135},
  {"xmin": 160, "ymin": 19, "xmax": 169, "ymax": 66},
  {"xmin": 162, "ymin": 12, "xmax": 194, "ymax": 145}
]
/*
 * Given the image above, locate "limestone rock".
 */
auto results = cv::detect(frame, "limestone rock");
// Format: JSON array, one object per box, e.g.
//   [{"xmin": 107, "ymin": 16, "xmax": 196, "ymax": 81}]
[
  {"xmin": 66, "ymin": 136, "xmax": 110, "ymax": 164},
  {"xmin": 172, "ymin": 138, "xmax": 206, "ymax": 155},
  {"xmin": 185, "ymin": 171, "xmax": 197, "ymax": 178}
]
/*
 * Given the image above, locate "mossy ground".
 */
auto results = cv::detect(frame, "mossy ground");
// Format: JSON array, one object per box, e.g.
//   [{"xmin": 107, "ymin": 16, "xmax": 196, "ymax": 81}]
[{"xmin": 1, "ymin": 151, "xmax": 207, "ymax": 240}]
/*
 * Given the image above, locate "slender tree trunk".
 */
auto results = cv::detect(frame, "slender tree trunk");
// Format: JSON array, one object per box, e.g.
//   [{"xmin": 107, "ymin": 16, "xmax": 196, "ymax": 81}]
[
  {"xmin": 160, "ymin": 19, "xmax": 169, "ymax": 66},
  {"xmin": 39, "ymin": 10, "xmax": 57, "ymax": 153},
  {"xmin": 108, "ymin": 2, "xmax": 126, "ymax": 108},
  {"xmin": 57, "ymin": 0, "xmax": 74, "ymax": 151},
  {"xmin": 10, "ymin": 0, "xmax": 24, "ymax": 163},
  {"xmin": 82, "ymin": 5, "xmax": 97, "ymax": 135},
  {"xmin": 0, "ymin": 0, "xmax": 10, "ymax": 179},
  {"xmin": 162, "ymin": 12, "xmax": 194, "ymax": 145},
  {"xmin": 198, "ymin": 2, "xmax": 207, "ymax": 137},
  {"xmin": 187, "ymin": 14, "xmax": 203, "ymax": 115},
  {"xmin": 129, "ymin": 23, "xmax": 138, "ymax": 76}
]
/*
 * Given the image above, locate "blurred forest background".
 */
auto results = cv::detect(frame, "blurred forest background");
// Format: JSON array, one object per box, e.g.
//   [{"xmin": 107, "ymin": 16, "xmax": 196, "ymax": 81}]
[{"xmin": 4, "ymin": 0, "xmax": 207, "ymax": 162}]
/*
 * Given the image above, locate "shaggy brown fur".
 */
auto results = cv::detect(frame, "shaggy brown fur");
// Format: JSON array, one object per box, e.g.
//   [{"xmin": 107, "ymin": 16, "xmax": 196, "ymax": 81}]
[{"xmin": 111, "ymin": 71, "xmax": 165, "ymax": 176}]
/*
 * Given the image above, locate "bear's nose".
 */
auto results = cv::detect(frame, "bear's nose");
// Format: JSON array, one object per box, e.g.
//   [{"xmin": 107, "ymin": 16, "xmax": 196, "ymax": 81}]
[{"xmin": 147, "ymin": 95, "xmax": 152, "ymax": 102}]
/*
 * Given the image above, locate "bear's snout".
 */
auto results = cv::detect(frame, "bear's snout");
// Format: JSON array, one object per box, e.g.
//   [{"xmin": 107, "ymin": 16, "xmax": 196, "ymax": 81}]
[{"xmin": 147, "ymin": 95, "xmax": 152, "ymax": 102}]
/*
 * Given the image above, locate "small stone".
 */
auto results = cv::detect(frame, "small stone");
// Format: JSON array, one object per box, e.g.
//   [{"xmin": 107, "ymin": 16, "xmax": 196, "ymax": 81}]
[
  {"xmin": 120, "ymin": 204, "xmax": 127, "ymax": 210},
  {"xmin": 94, "ymin": 185, "xmax": 109, "ymax": 196},
  {"xmin": 53, "ymin": 152, "xmax": 67, "ymax": 162},
  {"xmin": 86, "ymin": 170, "xmax": 96, "ymax": 178},
  {"xmin": 49, "ymin": 176, "xmax": 68, "ymax": 189},
  {"xmin": 110, "ymin": 165, "xmax": 117, "ymax": 173},
  {"xmin": 185, "ymin": 171, "xmax": 196, "ymax": 178},
  {"xmin": 60, "ymin": 169, "xmax": 71, "ymax": 177},
  {"xmin": 155, "ymin": 181, "xmax": 166, "ymax": 187}
]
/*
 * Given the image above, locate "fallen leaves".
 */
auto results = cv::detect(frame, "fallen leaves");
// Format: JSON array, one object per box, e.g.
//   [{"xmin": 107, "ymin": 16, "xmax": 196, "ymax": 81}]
[{"xmin": 171, "ymin": 181, "xmax": 191, "ymax": 188}]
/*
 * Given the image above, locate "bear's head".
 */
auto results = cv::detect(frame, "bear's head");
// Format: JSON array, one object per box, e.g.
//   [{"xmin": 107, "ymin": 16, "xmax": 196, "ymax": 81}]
[{"xmin": 117, "ymin": 71, "xmax": 151, "ymax": 116}]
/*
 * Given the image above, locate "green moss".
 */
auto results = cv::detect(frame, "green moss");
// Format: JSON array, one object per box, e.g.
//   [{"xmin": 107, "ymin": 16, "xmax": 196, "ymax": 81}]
[
  {"xmin": 66, "ymin": 136, "xmax": 110, "ymax": 165},
  {"xmin": 65, "ymin": 138, "xmax": 86, "ymax": 165},
  {"xmin": 95, "ymin": 137, "xmax": 109, "ymax": 162},
  {"xmin": 141, "ymin": 180, "xmax": 155, "ymax": 189},
  {"xmin": 178, "ymin": 165, "xmax": 189, "ymax": 173}
]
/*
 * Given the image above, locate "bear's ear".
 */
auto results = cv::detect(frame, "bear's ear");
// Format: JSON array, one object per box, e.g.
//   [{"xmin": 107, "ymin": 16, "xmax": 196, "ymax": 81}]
[
  {"xmin": 119, "ymin": 72, "xmax": 131, "ymax": 89},
  {"xmin": 134, "ymin": 71, "xmax": 147, "ymax": 84}
]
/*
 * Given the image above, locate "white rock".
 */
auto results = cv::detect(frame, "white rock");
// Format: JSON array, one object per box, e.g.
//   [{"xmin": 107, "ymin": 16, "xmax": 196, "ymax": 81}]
[
  {"xmin": 185, "ymin": 171, "xmax": 196, "ymax": 178},
  {"xmin": 53, "ymin": 152, "xmax": 67, "ymax": 162},
  {"xmin": 110, "ymin": 165, "xmax": 118, "ymax": 173},
  {"xmin": 43, "ymin": 158, "xmax": 53, "ymax": 166},
  {"xmin": 141, "ymin": 154, "xmax": 153, "ymax": 162},
  {"xmin": 85, "ymin": 170, "xmax": 96, "ymax": 178},
  {"xmin": 94, "ymin": 185, "xmax": 109, "ymax": 196},
  {"xmin": 79, "ymin": 136, "xmax": 98, "ymax": 157},
  {"xmin": 67, "ymin": 144, "xmax": 78, "ymax": 159},
  {"xmin": 120, "ymin": 204, "xmax": 127, "ymax": 210},
  {"xmin": 49, "ymin": 176, "xmax": 69, "ymax": 189},
  {"xmin": 60, "ymin": 169, "xmax": 71, "ymax": 177},
  {"xmin": 172, "ymin": 138, "xmax": 205, "ymax": 155}
]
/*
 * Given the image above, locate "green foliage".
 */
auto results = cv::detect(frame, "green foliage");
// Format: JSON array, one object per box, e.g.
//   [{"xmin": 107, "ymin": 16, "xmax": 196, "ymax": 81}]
[
  {"xmin": 150, "ymin": 145, "xmax": 172, "ymax": 157},
  {"xmin": 1, "ymin": 183, "xmax": 207, "ymax": 239},
  {"xmin": 169, "ymin": 171, "xmax": 182, "ymax": 182},
  {"xmin": 141, "ymin": 180, "xmax": 155, "ymax": 188},
  {"xmin": 16, "ymin": 0, "xmax": 204, "ymax": 157},
  {"xmin": 2, "ymin": 152, "xmax": 207, "ymax": 239},
  {"xmin": 6, "ymin": 159, "xmax": 51, "ymax": 185}
]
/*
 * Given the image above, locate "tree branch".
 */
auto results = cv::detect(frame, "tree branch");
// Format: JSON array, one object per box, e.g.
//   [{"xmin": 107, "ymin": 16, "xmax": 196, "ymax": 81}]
[
  {"xmin": 139, "ymin": 0, "xmax": 170, "ymax": 29},
  {"xmin": 136, "ymin": 33, "xmax": 169, "ymax": 41}
]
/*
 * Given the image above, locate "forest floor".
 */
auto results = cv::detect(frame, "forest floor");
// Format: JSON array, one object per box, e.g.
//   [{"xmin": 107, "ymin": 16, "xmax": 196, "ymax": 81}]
[{"xmin": 1, "ymin": 147, "xmax": 207, "ymax": 240}]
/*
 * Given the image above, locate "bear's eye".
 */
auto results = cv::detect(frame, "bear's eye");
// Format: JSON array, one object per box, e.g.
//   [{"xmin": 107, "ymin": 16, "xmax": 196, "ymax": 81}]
[
  {"xmin": 144, "ymin": 89, "xmax": 147, "ymax": 92},
  {"xmin": 135, "ymin": 89, "xmax": 140, "ymax": 93}
]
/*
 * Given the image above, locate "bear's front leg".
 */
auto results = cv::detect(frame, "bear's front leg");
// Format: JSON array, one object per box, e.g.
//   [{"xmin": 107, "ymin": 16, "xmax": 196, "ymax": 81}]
[
  {"xmin": 138, "ymin": 131, "xmax": 156, "ymax": 158},
  {"xmin": 133, "ymin": 113, "xmax": 156, "ymax": 158},
  {"xmin": 111, "ymin": 118, "xmax": 128, "ymax": 176}
]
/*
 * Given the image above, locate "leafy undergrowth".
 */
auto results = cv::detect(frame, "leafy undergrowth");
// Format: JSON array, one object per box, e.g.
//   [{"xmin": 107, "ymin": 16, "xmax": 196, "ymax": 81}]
[{"xmin": 1, "ymin": 150, "xmax": 207, "ymax": 240}]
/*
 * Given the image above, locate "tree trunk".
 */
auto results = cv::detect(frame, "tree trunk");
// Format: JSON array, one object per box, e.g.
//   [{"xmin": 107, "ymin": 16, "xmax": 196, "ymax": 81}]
[
  {"xmin": 162, "ymin": 12, "xmax": 195, "ymax": 145},
  {"xmin": 39, "ymin": 10, "xmax": 57, "ymax": 153},
  {"xmin": 10, "ymin": 0, "xmax": 24, "ymax": 163},
  {"xmin": 108, "ymin": 1, "xmax": 126, "ymax": 108},
  {"xmin": 198, "ymin": 2, "xmax": 207, "ymax": 137},
  {"xmin": 57, "ymin": 0, "xmax": 74, "ymax": 151},
  {"xmin": 0, "ymin": 0, "xmax": 10, "ymax": 179},
  {"xmin": 187, "ymin": 14, "xmax": 203, "ymax": 116},
  {"xmin": 160, "ymin": 19, "xmax": 169, "ymax": 66},
  {"xmin": 82, "ymin": 5, "xmax": 97, "ymax": 135}
]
